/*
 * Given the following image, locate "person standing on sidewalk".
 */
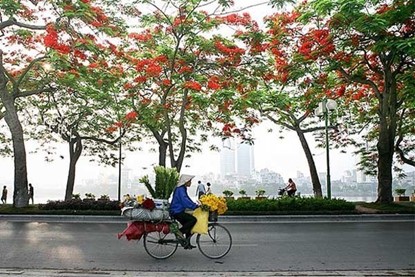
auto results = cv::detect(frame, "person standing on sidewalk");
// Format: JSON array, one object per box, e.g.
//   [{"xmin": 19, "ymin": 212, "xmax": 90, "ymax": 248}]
[
  {"xmin": 28, "ymin": 183, "xmax": 34, "ymax": 204},
  {"xmin": 1, "ymin": 186, "xmax": 7, "ymax": 204},
  {"xmin": 195, "ymin": 180, "xmax": 206, "ymax": 199}
]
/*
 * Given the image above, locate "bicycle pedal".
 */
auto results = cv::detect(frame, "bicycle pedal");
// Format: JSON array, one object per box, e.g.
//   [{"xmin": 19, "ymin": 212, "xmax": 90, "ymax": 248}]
[{"xmin": 178, "ymin": 238, "xmax": 188, "ymax": 247}]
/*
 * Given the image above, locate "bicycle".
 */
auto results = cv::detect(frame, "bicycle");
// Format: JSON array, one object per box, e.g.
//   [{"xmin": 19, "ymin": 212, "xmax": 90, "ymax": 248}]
[{"xmin": 143, "ymin": 217, "xmax": 232, "ymax": 260}]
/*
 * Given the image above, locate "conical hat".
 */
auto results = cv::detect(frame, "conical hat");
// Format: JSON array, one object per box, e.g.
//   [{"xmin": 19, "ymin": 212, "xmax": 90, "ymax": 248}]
[{"xmin": 177, "ymin": 174, "xmax": 195, "ymax": 186}]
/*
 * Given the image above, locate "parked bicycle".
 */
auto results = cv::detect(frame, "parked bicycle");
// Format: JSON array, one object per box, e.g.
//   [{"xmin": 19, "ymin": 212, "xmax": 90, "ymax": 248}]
[{"xmin": 143, "ymin": 217, "xmax": 232, "ymax": 260}]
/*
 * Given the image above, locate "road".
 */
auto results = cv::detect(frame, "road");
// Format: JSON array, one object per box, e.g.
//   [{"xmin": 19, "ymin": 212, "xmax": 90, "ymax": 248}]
[{"xmin": 0, "ymin": 219, "xmax": 414, "ymax": 274}]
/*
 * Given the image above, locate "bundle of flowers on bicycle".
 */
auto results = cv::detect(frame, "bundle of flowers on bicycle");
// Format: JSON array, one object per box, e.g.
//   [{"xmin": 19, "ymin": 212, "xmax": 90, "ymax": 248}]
[
  {"xmin": 120, "ymin": 194, "xmax": 170, "ymax": 222},
  {"xmin": 199, "ymin": 194, "xmax": 228, "ymax": 221},
  {"xmin": 118, "ymin": 194, "xmax": 171, "ymax": 241}
]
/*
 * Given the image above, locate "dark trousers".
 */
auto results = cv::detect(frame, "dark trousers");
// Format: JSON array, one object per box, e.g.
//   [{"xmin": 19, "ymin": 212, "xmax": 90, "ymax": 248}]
[{"xmin": 173, "ymin": 212, "xmax": 197, "ymax": 237}]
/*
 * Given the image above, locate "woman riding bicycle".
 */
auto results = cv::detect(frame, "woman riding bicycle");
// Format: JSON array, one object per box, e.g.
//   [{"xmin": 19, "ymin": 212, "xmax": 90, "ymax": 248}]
[{"xmin": 169, "ymin": 174, "xmax": 199, "ymax": 249}]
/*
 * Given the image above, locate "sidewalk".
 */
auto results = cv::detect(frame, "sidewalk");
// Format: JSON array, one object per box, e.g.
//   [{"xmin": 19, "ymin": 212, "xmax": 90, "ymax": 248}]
[
  {"xmin": 0, "ymin": 268, "xmax": 414, "ymax": 276},
  {"xmin": 0, "ymin": 213, "xmax": 414, "ymax": 223}
]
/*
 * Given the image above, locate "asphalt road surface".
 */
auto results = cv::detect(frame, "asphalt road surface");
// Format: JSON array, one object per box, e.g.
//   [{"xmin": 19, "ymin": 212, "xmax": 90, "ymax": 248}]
[{"xmin": 0, "ymin": 220, "xmax": 414, "ymax": 273}]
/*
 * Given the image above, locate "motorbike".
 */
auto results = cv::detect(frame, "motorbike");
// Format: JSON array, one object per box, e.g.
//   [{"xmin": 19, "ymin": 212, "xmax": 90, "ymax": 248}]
[{"xmin": 278, "ymin": 188, "xmax": 287, "ymax": 196}]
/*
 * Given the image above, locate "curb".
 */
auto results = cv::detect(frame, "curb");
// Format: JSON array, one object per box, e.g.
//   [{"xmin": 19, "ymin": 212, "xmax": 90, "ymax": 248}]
[
  {"xmin": 1, "ymin": 213, "xmax": 414, "ymax": 223},
  {"xmin": 0, "ymin": 269, "xmax": 414, "ymax": 276}
]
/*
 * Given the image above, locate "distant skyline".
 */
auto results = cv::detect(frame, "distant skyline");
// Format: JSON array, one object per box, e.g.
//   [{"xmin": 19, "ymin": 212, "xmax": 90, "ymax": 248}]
[
  {"xmin": 1, "ymin": 120, "xmax": 413, "ymax": 203},
  {"xmin": 0, "ymin": 121, "xmax": 359, "ymax": 190}
]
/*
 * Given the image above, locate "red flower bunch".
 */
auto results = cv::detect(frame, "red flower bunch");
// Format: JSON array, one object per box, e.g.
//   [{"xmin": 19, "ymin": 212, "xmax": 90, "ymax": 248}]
[
  {"xmin": 184, "ymin": 81, "xmax": 202, "ymax": 91},
  {"xmin": 142, "ymin": 198, "xmax": 156, "ymax": 211}
]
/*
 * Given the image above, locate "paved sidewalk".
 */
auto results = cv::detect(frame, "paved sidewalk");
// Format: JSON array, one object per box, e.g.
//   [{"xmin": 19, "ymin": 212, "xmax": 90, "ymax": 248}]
[
  {"xmin": 0, "ymin": 213, "xmax": 414, "ymax": 223},
  {"xmin": 0, "ymin": 269, "xmax": 414, "ymax": 276}
]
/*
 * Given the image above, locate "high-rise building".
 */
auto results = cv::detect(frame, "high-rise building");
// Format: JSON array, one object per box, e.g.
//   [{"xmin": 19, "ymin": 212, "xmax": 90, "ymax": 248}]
[
  {"xmin": 220, "ymin": 138, "xmax": 236, "ymax": 177},
  {"xmin": 220, "ymin": 138, "xmax": 254, "ymax": 177},
  {"xmin": 237, "ymin": 142, "xmax": 254, "ymax": 176}
]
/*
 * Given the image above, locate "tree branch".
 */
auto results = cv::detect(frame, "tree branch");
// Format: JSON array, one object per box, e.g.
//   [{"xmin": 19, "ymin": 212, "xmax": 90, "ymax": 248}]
[{"xmin": 0, "ymin": 18, "xmax": 46, "ymax": 31}]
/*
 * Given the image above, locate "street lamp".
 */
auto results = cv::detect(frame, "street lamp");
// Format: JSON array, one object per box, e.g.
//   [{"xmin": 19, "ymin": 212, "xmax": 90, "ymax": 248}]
[
  {"xmin": 315, "ymin": 99, "xmax": 337, "ymax": 199},
  {"xmin": 118, "ymin": 127, "xmax": 122, "ymax": 202}
]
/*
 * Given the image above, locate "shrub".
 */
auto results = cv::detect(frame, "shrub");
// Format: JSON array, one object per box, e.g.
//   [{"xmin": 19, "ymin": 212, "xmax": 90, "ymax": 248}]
[
  {"xmin": 394, "ymin": 188, "xmax": 406, "ymax": 196},
  {"xmin": 84, "ymin": 193, "xmax": 95, "ymax": 200},
  {"xmin": 223, "ymin": 190, "xmax": 234, "ymax": 197},
  {"xmin": 39, "ymin": 199, "xmax": 120, "ymax": 211},
  {"xmin": 226, "ymin": 197, "xmax": 355, "ymax": 214},
  {"xmin": 255, "ymin": 189, "xmax": 266, "ymax": 197}
]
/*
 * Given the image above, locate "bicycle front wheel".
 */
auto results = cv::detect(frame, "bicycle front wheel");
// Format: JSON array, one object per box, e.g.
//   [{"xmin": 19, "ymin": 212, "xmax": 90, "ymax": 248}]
[
  {"xmin": 196, "ymin": 223, "xmax": 232, "ymax": 259},
  {"xmin": 143, "ymin": 231, "xmax": 178, "ymax": 259}
]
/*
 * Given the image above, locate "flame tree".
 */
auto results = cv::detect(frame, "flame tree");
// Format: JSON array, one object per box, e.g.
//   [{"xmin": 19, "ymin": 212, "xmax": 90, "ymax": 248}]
[
  {"xmin": 0, "ymin": 0, "xmax": 126, "ymax": 206},
  {"xmin": 299, "ymin": 0, "xmax": 415, "ymax": 202},
  {"xmin": 114, "ymin": 0, "xmax": 261, "ymax": 172},
  {"xmin": 236, "ymin": 8, "xmax": 340, "ymax": 197}
]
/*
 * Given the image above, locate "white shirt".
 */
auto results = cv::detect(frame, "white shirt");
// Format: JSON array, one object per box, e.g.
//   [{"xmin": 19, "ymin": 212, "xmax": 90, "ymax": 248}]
[{"xmin": 196, "ymin": 183, "xmax": 206, "ymax": 195}]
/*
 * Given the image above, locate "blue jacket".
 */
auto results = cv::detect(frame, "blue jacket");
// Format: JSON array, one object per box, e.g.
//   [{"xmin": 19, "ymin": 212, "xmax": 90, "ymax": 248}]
[{"xmin": 169, "ymin": 186, "xmax": 198, "ymax": 215}]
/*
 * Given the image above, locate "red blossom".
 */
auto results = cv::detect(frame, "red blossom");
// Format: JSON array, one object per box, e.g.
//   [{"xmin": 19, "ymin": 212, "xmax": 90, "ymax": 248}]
[
  {"xmin": 129, "ymin": 31, "xmax": 152, "ymax": 42},
  {"xmin": 208, "ymin": 80, "xmax": 221, "ymax": 90},
  {"xmin": 88, "ymin": 62, "xmax": 99, "ymax": 69},
  {"xmin": 105, "ymin": 126, "xmax": 117, "ymax": 133},
  {"xmin": 44, "ymin": 25, "xmax": 58, "ymax": 48},
  {"xmin": 336, "ymin": 85, "xmax": 346, "ymax": 97},
  {"xmin": 146, "ymin": 64, "xmax": 162, "ymax": 76},
  {"xmin": 178, "ymin": 66, "xmax": 193, "ymax": 74},
  {"xmin": 162, "ymin": 79, "xmax": 172, "ymax": 86},
  {"xmin": 125, "ymin": 111, "xmax": 138, "ymax": 121},
  {"xmin": 184, "ymin": 81, "xmax": 202, "ymax": 91},
  {"xmin": 74, "ymin": 50, "xmax": 87, "ymax": 60},
  {"xmin": 123, "ymin": 83, "xmax": 133, "ymax": 90},
  {"xmin": 134, "ymin": 76, "xmax": 147, "ymax": 83},
  {"xmin": 207, "ymin": 76, "xmax": 221, "ymax": 90}
]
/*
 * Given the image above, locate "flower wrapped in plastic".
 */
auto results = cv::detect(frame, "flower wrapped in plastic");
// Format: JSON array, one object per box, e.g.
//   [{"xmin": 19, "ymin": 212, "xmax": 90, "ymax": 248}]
[{"xmin": 199, "ymin": 194, "xmax": 227, "ymax": 215}]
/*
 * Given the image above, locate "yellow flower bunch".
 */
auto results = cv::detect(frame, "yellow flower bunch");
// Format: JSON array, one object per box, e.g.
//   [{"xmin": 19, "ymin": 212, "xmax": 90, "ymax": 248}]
[{"xmin": 200, "ymin": 194, "xmax": 228, "ymax": 215}]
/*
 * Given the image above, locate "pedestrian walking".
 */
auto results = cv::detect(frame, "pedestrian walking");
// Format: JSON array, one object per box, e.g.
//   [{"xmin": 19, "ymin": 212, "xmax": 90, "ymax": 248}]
[
  {"xmin": 195, "ymin": 180, "xmax": 206, "ymax": 199},
  {"xmin": 28, "ymin": 183, "xmax": 34, "ymax": 204},
  {"xmin": 206, "ymin": 182, "xmax": 212, "ymax": 194},
  {"xmin": 1, "ymin": 186, "xmax": 7, "ymax": 204}
]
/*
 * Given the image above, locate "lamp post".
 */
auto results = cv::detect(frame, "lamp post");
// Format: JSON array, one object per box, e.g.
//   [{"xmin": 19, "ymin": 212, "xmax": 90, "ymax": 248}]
[
  {"xmin": 316, "ymin": 99, "xmax": 337, "ymax": 199},
  {"xmin": 118, "ymin": 127, "xmax": 122, "ymax": 202}
]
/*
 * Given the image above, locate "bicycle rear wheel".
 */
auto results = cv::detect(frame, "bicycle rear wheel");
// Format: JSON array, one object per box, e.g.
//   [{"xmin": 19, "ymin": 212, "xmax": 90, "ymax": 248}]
[
  {"xmin": 143, "ymin": 231, "xmax": 178, "ymax": 259},
  {"xmin": 196, "ymin": 223, "xmax": 232, "ymax": 259}
]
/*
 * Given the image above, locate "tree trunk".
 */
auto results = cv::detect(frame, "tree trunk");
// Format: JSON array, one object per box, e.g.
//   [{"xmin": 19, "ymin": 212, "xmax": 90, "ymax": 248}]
[
  {"xmin": 1, "ymin": 91, "xmax": 29, "ymax": 207},
  {"xmin": 158, "ymin": 141, "xmax": 167, "ymax": 167},
  {"xmin": 376, "ymin": 118, "xmax": 394, "ymax": 203},
  {"xmin": 375, "ymin": 68, "xmax": 397, "ymax": 204},
  {"xmin": 296, "ymin": 129, "xmax": 323, "ymax": 197},
  {"xmin": 376, "ymin": 104, "xmax": 395, "ymax": 203},
  {"xmin": 64, "ymin": 137, "xmax": 83, "ymax": 201}
]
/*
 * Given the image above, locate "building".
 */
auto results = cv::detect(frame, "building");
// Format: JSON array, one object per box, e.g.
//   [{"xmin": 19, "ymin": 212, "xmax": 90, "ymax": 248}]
[
  {"xmin": 236, "ymin": 142, "xmax": 255, "ymax": 176},
  {"xmin": 220, "ymin": 138, "xmax": 236, "ymax": 177},
  {"xmin": 220, "ymin": 138, "xmax": 255, "ymax": 178}
]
